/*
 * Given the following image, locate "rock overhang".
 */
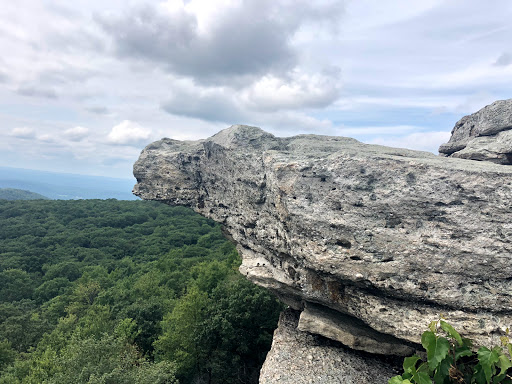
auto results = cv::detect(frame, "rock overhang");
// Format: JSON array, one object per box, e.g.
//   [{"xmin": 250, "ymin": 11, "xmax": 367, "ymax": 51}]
[{"xmin": 134, "ymin": 123, "xmax": 512, "ymax": 355}]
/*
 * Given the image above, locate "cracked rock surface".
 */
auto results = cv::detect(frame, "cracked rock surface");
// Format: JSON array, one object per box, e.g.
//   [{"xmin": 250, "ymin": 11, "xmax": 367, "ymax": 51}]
[{"xmin": 133, "ymin": 124, "xmax": 512, "ymax": 361}]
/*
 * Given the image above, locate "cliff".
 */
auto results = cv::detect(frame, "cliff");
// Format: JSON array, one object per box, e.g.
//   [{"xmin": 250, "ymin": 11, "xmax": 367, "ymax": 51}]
[{"xmin": 133, "ymin": 116, "xmax": 512, "ymax": 382}]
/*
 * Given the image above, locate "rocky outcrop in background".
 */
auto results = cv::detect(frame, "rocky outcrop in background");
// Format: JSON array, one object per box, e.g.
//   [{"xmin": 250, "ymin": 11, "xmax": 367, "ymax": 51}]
[
  {"xmin": 439, "ymin": 99, "xmax": 512, "ymax": 163},
  {"xmin": 134, "ymin": 113, "xmax": 512, "ymax": 382}
]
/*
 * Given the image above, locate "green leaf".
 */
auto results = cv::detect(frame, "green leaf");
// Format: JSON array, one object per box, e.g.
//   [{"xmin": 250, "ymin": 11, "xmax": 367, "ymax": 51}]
[
  {"xmin": 473, "ymin": 364, "xmax": 487, "ymax": 384},
  {"xmin": 433, "ymin": 356, "xmax": 453, "ymax": 384},
  {"xmin": 388, "ymin": 376, "xmax": 410, "ymax": 384},
  {"xmin": 429, "ymin": 321, "xmax": 437, "ymax": 333},
  {"xmin": 477, "ymin": 346, "xmax": 500, "ymax": 383},
  {"xmin": 403, "ymin": 355, "xmax": 421, "ymax": 375},
  {"xmin": 417, "ymin": 362, "xmax": 429, "ymax": 373},
  {"xmin": 440, "ymin": 320, "xmax": 463, "ymax": 346},
  {"xmin": 455, "ymin": 345, "xmax": 473, "ymax": 361},
  {"xmin": 411, "ymin": 371, "xmax": 432, "ymax": 384},
  {"xmin": 495, "ymin": 354, "xmax": 512, "ymax": 379},
  {"xmin": 400, "ymin": 355, "xmax": 432, "ymax": 384},
  {"xmin": 508, "ymin": 343, "xmax": 512, "ymax": 359},
  {"xmin": 421, "ymin": 331, "xmax": 450, "ymax": 371}
]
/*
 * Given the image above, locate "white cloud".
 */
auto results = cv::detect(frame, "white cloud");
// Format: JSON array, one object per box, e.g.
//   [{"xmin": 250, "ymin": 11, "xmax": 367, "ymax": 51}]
[
  {"xmin": 369, "ymin": 131, "xmax": 451, "ymax": 154},
  {"xmin": 242, "ymin": 69, "xmax": 341, "ymax": 112},
  {"xmin": 96, "ymin": 0, "xmax": 343, "ymax": 86},
  {"xmin": 64, "ymin": 126, "xmax": 89, "ymax": 141},
  {"xmin": 1, "ymin": 0, "xmax": 512, "ymax": 177},
  {"xmin": 161, "ymin": 83, "xmax": 244, "ymax": 123},
  {"xmin": 160, "ymin": 78, "xmax": 342, "ymax": 134},
  {"xmin": 10, "ymin": 127, "xmax": 36, "ymax": 139},
  {"xmin": 107, "ymin": 120, "xmax": 152, "ymax": 146},
  {"xmin": 37, "ymin": 134, "xmax": 56, "ymax": 143},
  {"xmin": 338, "ymin": 125, "xmax": 419, "ymax": 136}
]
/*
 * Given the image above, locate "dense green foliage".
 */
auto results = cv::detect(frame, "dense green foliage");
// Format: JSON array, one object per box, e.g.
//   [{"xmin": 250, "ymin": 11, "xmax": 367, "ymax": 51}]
[
  {"xmin": 389, "ymin": 319, "xmax": 512, "ymax": 384},
  {"xmin": 0, "ymin": 188, "xmax": 49, "ymax": 200},
  {"xmin": 0, "ymin": 199, "xmax": 282, "ymax": 383}
]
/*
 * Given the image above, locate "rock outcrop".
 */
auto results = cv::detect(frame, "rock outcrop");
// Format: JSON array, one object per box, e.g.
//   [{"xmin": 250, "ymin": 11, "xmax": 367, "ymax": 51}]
[
  {"xmin": 134, "ymin": 123, "xmax": 512, "ymax": 381},
  {"xmin": 439, "ymin": 99, "xmax": 512, "ymax": 163},
  {"xmin": 259, "ymin": 309, "xmax": 399, "ymax": 383}
]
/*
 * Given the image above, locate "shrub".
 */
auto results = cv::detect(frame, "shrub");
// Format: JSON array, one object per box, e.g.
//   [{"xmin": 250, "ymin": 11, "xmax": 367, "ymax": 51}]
[{"xmin": 389, "ymin": 319, "xmax": 512, "ymax": 384}]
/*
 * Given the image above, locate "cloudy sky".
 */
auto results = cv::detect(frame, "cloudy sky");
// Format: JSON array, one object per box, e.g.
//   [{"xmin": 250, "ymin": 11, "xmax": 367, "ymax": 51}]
[{"xmin": 1, "ymin": 0, "xmax": 512, "ymax": 178}]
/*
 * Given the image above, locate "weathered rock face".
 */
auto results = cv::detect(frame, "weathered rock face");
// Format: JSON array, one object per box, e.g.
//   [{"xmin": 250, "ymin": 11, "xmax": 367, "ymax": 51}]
[
  {"xmin": 439, "ymin": 99, "xmax": 512, "ymax": 163},
  {"xmin": 259, "ymin": 309, "xmax": 399, "ymax": 383},
  {"xmin": 133, "ymin": 124, "xmax": 512, "ymax": 359}
]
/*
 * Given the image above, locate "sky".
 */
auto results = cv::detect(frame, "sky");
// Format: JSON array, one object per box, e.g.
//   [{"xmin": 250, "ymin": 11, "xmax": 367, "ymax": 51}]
[{"xmin": 1, "ymin": 0, "xmax": 512, "ymax": 179}]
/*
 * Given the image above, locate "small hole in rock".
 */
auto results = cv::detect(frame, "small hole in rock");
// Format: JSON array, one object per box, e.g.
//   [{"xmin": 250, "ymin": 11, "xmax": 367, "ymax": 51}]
[{"xmin": 336, "ymin": 239, "xmax": 352, "ymax": 249}]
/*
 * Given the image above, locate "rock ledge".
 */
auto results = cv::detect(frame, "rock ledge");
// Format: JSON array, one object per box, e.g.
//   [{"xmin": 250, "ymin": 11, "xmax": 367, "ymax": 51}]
[{"xmin": 134, "ymin": 124, "xmax": 512, "ymax": 356}]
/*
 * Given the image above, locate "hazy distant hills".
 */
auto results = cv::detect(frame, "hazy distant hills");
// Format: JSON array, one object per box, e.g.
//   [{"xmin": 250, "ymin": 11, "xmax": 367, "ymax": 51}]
[
  {"xmin": 0, "ymin": 167, "xmax": 138, "ymax": 200},
  {"xmin": 0, "ymin": 188, "xmax": 49, "ymax": 200}
]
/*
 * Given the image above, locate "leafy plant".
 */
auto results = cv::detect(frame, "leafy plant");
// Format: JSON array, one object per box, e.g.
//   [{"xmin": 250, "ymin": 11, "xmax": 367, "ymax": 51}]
[{"xmin": 389, "ymin": 319, "xmax": 512, "ymax": 384}]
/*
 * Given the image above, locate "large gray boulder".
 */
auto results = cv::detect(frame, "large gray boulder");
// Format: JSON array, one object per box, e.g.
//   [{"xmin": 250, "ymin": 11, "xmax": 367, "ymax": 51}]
[
  {"xmin": 133, "ymin": 124, "xmax": 512, "ymax": 373},
  {"xmin": 439, "ymin": 99, "xmax": 512, "ymax": 163}
]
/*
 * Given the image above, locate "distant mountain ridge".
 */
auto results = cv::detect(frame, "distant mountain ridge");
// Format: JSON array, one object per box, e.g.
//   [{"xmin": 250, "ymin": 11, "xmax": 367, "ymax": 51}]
[
  {"xmin": 0, "ymin": 188, "xmax": 49, "ymax": 200},
  {"xmin": 0, "ymin": 167, "xmax": 137, "ymax": 200}
]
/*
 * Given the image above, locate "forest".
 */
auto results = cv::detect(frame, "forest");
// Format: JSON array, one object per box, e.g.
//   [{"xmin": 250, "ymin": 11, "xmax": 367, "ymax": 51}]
[
  {"xmin": 0, "ymin": 199, "xmax": 282, "ymax": 383},
  {"xmin": 0, "ymin": 189, "xmax": 49, "ymax": 201}
]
